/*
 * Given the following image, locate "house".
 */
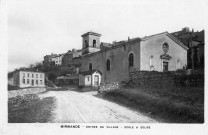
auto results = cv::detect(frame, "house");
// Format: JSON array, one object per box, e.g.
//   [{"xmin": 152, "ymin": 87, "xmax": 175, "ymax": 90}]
[
  {"xmin": 43, "ymin": 53, "xmax": 58, "ymax": 67},
  {"xmin": 62, "ymin": 50, "xmax": 73, "ymax": 67},
  {"xmin": 43, "ymin": 53, "xmax": 65, "ymax": 67},
  {"xmin": 75, "ymin": 31, "xmax": 188, "ymax": 83},
  {"xmin": 79, "ymin": 70, "xmax": 102, "ymax": 87},
  {"xmin": 51, "ymin": 54, "xmax": 64, "ymax": 66},
  {"xmin": 171, "ymin": 27, "xmax": 205, "ymax": 70},
  {"xmin": 62, "ymin": 49, "xmax": 82, "ymax": 67},
  {"xmin": 13, "ymin": 68, "xmax": 45, "ymax": 88},
  {"xmin": 72, "ymin": 49, "xmax": 82, "ymax": 58},
  {"xmin": 55, "ymin": 74, "xmax": 79, "ymax": 86}
]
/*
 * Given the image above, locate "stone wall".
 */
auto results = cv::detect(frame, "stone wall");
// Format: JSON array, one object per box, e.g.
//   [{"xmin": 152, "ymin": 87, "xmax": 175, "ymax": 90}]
[
  {"xmin": 128, "ymin": 71, "xmax": 175, "ymax": 88},
  {"xmin": 98, "ymin": 82, "xmax": 122, "ymax": 93},
  {"xmin": 8, "ymin": 87, "xmax": 46, "ymax": 98},
  {"xmin": 127, "ymin": 71, "xmax": 204, "ymax": 88}
]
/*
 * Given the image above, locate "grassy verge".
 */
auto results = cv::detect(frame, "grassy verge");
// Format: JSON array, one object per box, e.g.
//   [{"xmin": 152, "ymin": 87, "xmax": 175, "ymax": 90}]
[
  {"xmin": 8, "ymin": 94, "xmax": 55, "ymax": 123},
  {"xmin": 77, "ymin": 86, "xmax": 98, "ymax": 92},
  {"xmin": 98, "ymin": 87, "xmax": 204, "ymax": 123}
]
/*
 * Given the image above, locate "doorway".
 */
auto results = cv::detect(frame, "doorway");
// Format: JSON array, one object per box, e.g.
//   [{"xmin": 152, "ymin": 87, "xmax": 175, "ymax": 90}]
[
  {"xmin": 163, "ymin": 61, "xmax": 169, "ymax": 71},
  {"xmin": 94, "ymin": 75, "xmax": 99, "ymax": 86}
]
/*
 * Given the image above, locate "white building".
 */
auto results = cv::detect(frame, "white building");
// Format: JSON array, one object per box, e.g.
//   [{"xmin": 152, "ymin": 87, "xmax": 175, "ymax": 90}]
[
  {"xmin": 79, "ymin": 70, "xmax": 102, "ymax": 87},
  {"xmin": 13, "ymin": 69, "xmax": 45, "ymax": 88}
]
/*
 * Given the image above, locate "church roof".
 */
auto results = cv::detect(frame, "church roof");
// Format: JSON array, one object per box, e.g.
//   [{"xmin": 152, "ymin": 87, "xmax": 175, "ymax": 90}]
[
  {"xmin": 79, "ymin": 70, "xmax": 102, "ymax": 75},
  {"xmin": 81, "ymin": 32, "xmax": 101, "ymax": 37},
  {"xmin": 142, "ymin": 32, "xmax": 189, "ymax": 50}
]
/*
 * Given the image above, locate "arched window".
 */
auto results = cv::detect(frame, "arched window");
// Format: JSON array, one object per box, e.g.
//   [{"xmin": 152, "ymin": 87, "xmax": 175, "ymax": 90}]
[
  {"xmin": 129, "ymin": 53, "xmax": 134, "ymax": 67},
  {"xmin": 85, "ymin": 40, "xmax": 88, "ymax": 48},
  {"xmin": 150, "ymin": 55, "xmax": 154, "ymax": 71},
  {"xmin": 150, "ymin": 55, "xmax": 153, "ymax": 66},
  {"xmin": 93, "ymin": 39, "xmax": 96, "ymax": 47},
  {"xmin": 89, "ymin": 63, "xmax": 92, "ymax": 70},
  {"xmin": 176, "ymin": 59, "xmax": 180, "ymax": 69},
  {"xmin": 106, "ymin": 59, "xmax": 110, "ymax": 71}
]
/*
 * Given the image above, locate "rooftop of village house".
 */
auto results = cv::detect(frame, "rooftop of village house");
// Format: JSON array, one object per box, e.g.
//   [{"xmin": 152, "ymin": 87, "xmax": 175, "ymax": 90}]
[{"xmin": 13, "ymin": 68, "xmax": 44, "ymax": 73}]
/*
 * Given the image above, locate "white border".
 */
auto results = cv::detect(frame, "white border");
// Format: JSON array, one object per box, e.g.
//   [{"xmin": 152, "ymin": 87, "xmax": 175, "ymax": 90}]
[{"xmin": 1, "ymin": 0, "xmax": 208, "ymax": 135}]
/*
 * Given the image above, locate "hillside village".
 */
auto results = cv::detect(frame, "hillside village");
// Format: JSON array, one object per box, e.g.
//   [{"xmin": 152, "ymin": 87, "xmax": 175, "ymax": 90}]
[
  {"xmin": 8, "ymin": 27, "xmax": 204, "ymax": 88},
  {"xmin": 8, "ymin": 27, "xmax": 205, "ymax": 123},
  {"xmin": 45, "ymin": 27, "xmax": 204, "ymax": 86}
]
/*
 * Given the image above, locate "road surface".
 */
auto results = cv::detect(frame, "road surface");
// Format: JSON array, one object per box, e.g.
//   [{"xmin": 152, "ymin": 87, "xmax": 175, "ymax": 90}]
[{"xmin": 39, "ymin": 88, "xmax": 157, "ymax": 123}]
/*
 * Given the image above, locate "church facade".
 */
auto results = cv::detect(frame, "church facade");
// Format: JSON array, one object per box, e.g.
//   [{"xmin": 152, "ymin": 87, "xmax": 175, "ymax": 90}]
[{"xmin": 76, "ymin": 31, "xmax": 188, "ymax": 83}]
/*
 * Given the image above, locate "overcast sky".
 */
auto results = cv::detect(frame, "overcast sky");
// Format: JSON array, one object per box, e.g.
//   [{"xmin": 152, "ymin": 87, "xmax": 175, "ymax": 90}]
[{"xmin": 8, "ymin": 0, "xmax": 207, "ymax": 72}]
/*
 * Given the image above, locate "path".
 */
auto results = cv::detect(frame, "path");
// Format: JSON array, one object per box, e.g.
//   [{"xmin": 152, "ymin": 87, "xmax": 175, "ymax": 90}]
[{"xmin": 39, "ymin": 88, "xmax": 157, "ymax": 123}]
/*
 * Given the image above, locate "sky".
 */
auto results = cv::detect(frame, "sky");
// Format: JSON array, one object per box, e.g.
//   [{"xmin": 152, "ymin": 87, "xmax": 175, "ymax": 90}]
[{"xmin": 8, "ymin": 0, "xmax": 207, "ymax": 72}]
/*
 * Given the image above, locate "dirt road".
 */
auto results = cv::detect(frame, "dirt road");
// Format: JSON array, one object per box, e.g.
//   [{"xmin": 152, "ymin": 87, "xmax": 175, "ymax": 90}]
[{"xmin": 39, "ymin": 88, "xmax": 157, "ymax": 123}]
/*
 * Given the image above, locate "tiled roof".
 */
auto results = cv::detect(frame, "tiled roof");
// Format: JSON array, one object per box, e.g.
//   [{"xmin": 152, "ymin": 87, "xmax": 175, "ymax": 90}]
[
  {"xmin": 81, "ymin": 32, "xmax": 101, "ymax": 37},
  {"xmin": 51, "ymin": 54, "xmax": 64, "ymax": 58},
  {"xmin": 79, "ymin": 70, "xmax": 102, "ymax": 75},
  {"xmin": 14, "ymin": 68, "xmax": 44, "ymax": 73},
  {"xmin": 56, "ymin": 75, "xmax": 78, "ymax": 79},
  {"xmin": 141, "ymin": 32, "xmax": 168, "ymax": 40}
]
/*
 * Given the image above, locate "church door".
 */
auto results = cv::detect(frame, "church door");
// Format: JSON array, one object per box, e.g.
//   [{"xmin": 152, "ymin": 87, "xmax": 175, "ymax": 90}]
[{"xmin": 163, "ymin": 61, "xmax": 169, "ymax": 71}]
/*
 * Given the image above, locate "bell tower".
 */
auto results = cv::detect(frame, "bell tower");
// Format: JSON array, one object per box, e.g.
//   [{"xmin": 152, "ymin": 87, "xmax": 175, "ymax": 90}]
[{"xmin": 81, "ymin": 32, "xmax": 101, "ymax": 55}]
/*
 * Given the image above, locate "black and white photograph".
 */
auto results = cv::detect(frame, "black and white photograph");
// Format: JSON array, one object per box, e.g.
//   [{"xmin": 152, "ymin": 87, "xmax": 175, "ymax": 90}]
[{"xmin": 0, "ymin": 0, "xmax": 207, "ymax": 134}]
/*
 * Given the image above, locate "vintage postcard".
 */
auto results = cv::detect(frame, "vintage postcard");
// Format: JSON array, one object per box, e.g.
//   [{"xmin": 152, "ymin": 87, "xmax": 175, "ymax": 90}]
[{"xmin": 0, "ymin": 0, "xmax": 207, "ymax": 134}]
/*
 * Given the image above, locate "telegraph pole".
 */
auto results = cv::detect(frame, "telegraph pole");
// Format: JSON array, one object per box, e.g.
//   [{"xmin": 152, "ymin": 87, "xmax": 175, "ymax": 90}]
[{"xmin": 191, "ymin": 29, "xmax": 194, "ymax": 70}]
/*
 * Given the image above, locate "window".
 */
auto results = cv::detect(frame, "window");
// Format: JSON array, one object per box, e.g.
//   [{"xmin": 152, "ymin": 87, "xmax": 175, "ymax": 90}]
[
  {"xmin": 23, "ymin": 73, "xmax": 25, "ymax": 77},
  {"xmin": 40, "ymin": 74, "xmax": 42, "ymax": 78},
  {"xmin": 93, "ymin": 39, "xmax": 96, "ymax": 47},
  {"xmin": 23, "ymin": 79, "xmax": 25, "ymax": 84},
  {"xmin": 89, "ymin": 63, "xmax": 92, "ymax": 70},
  {"xmin": 32, "ymin": 74, "xmax": 34, "ymax": 78},
  {"xmin": 28, "ymin": 73, "xmax": 29, "ymax": 77},
  {"xmin": 87, "ymin": 76, "xmax": 90, "ymax": 81},
  {"xmin": 150, "ymin": 55, "xmax": 154, "ymax": 71},
  {"xmin": 31, "ymin": 80, "xmax": 34, "ymax": 86},
  {"xmin": 40, "ymin": 80, "xmax": 42, "ymax": 85},
  {"xmin": 129, "ymin": 53, "xmax": 134, "ymax": 67},
  {"xmin": 36, "ymin": 74, "xmax": 38, "ymax": 78},
  {"xmin": 27, "ymin": 79, "xmax": 30, "ymax": 84},
  {"xmin": 36, "ymin": 80, "xmax": 38, "ymax": 85},
  {"xmin": 163, "ymin": 61, "xmax": 169, "ymax": 71},
  {"xmin": 106, "ymin": 59, "xmax": 110, "ymax": 71}
]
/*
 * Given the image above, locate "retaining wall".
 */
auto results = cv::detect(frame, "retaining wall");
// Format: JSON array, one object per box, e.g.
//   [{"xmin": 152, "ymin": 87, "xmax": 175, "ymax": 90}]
[
  {"xmin": 127, "ymin": 71, "xmax": 204, "ymax": 88},
  {"xmin": 8, "ymin": 87, "xmax": 46, "ymax": 98},
  {"xmin": 99, "ymin": 82, "xmax": 121, "ymax": 92}
]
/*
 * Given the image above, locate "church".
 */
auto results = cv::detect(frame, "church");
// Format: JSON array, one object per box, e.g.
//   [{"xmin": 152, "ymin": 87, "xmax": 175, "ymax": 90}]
[{"xmin": 74, "ymin": 31, "xmax": 188, "ymax": 84}]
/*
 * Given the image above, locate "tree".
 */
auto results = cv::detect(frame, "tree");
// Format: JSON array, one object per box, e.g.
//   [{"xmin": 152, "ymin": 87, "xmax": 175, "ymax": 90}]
[
  {"xmin": 48, "ymin": 72, "xmax": 57, "ymax": 82},
  {"xmin": 34, "ymin": 62, "xmax": 43, "ymax": 71}
]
